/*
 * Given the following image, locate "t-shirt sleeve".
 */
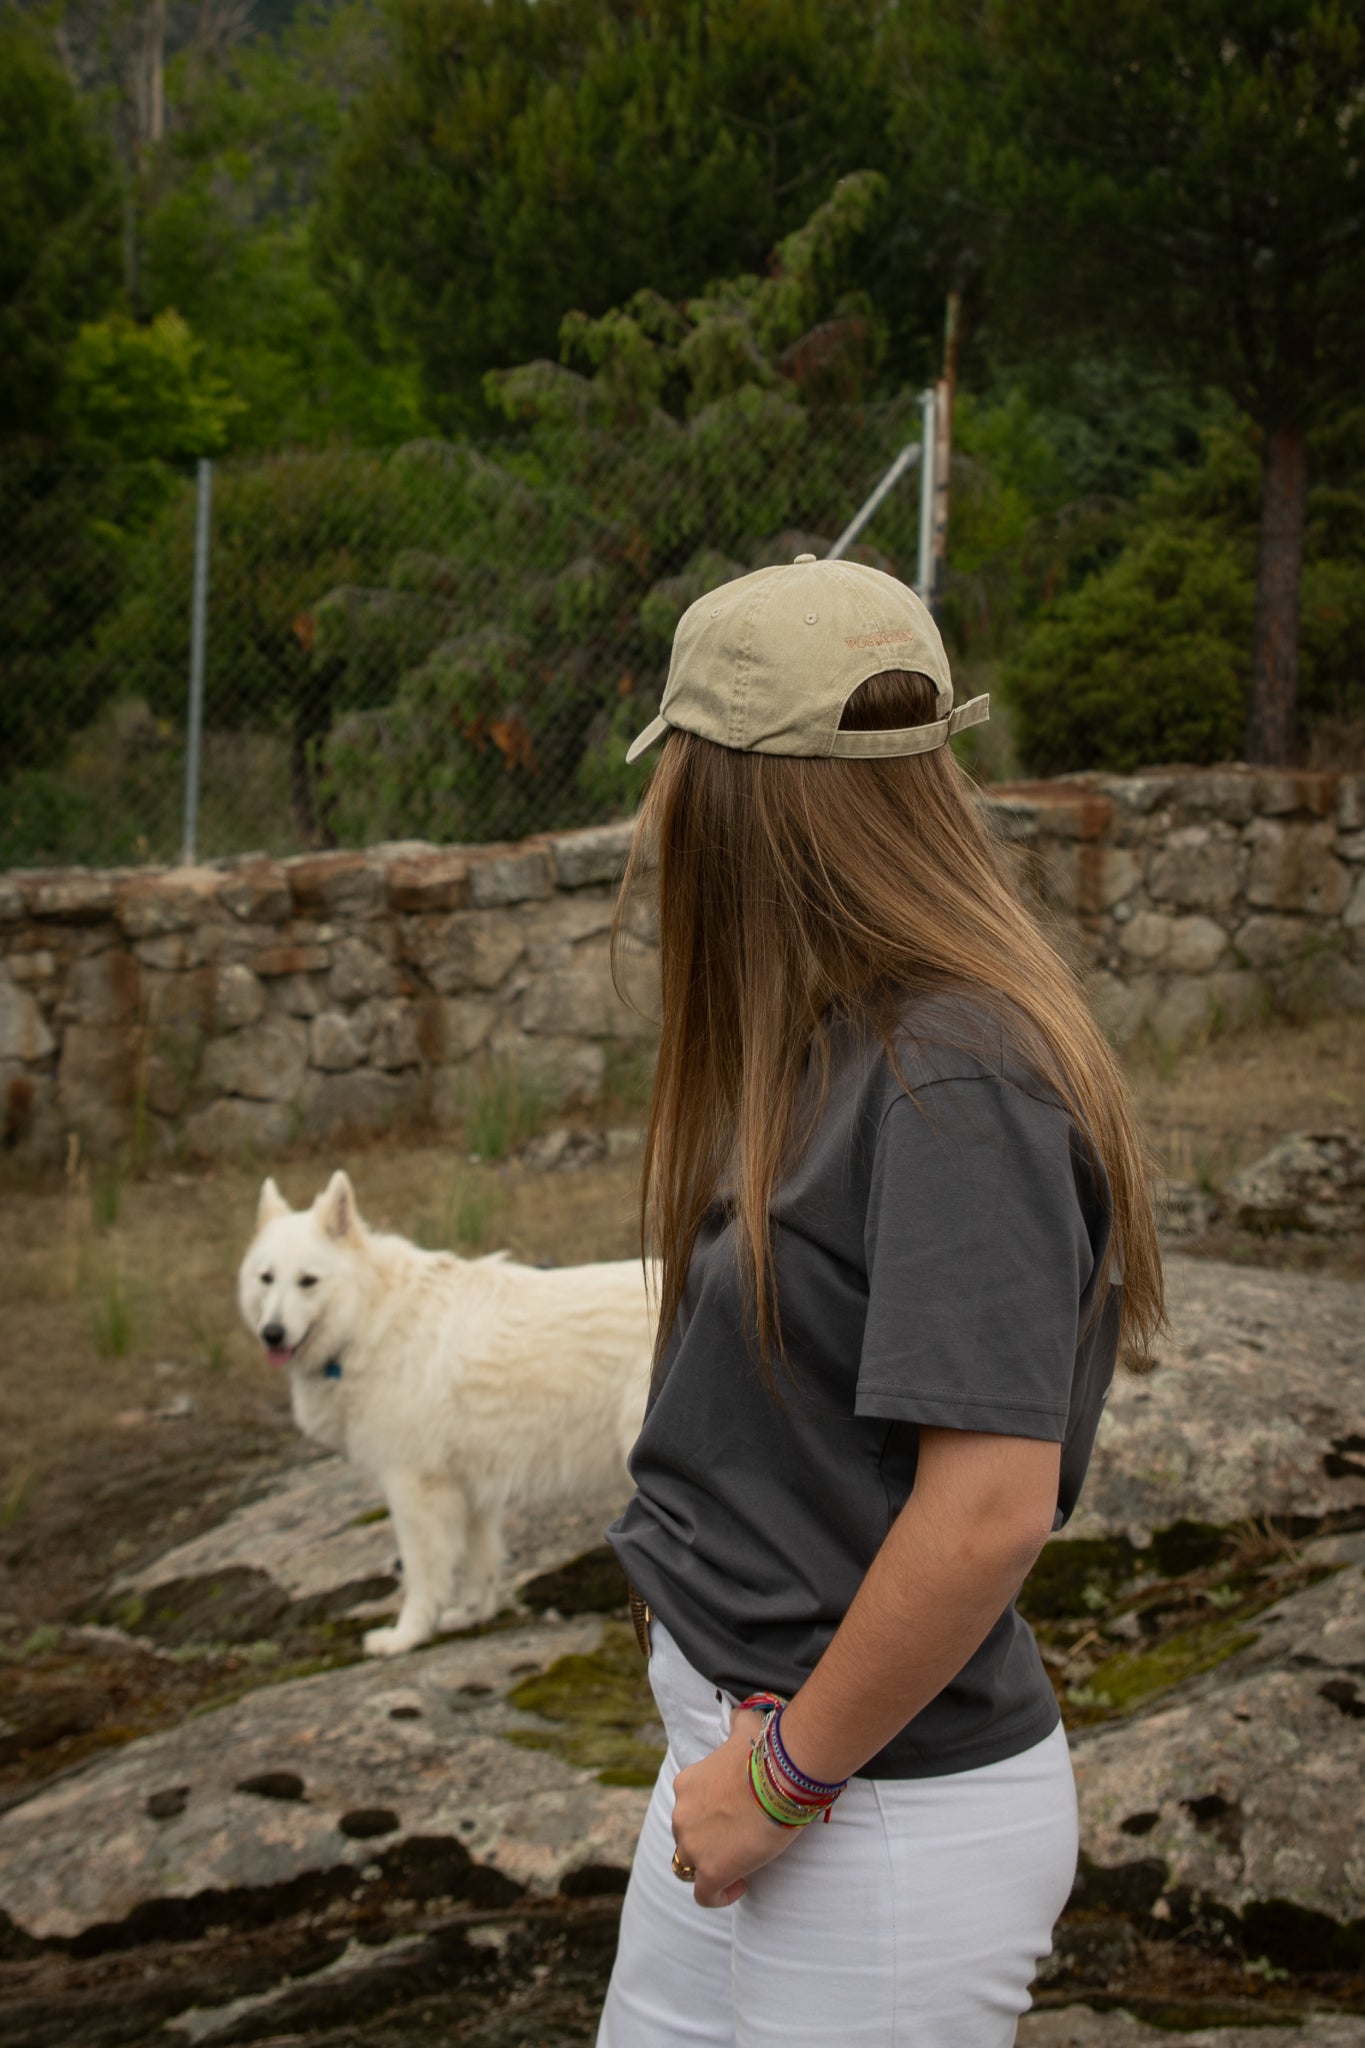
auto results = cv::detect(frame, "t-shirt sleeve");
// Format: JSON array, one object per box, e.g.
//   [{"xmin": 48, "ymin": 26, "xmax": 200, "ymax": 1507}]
[{"xmin": 856, "ymin": 1077, "xmax": 1096, "ymax": 1438}]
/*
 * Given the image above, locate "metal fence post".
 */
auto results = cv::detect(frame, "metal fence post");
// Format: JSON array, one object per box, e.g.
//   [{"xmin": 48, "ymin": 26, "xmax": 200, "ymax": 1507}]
[
  {"xmin": 826, "ymin": 439, "xmax": 922, "ymax": 563},
  {"xmin": 916, "ymin": 386, "xmax": 937, "ymax": 602},
  {"xmin": 181, "ymin": 457, "xmax": 212, "ymax": 866}
]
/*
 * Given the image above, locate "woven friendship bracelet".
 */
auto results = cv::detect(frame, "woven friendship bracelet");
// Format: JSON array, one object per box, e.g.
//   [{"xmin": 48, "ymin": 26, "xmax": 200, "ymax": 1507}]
[
  {"xmin": 760, "ymin": 1722, "xmax": 838, "ymax": 1821},
  {"xmin": 745, "ymin": 1712, "xmax": 845, "ymax": 1828},
  {"xmin": 748, "ymin": 1739, "xmax": 826, "ymax": 1826},
  {"xmin": 737, "ymin": 1691, "xmax": 788, "ymax": 1717},
  {"xmin": 734, "ymin": 1691, "xmax": 846, "ymax": 1829},
  {"xmin": 768, "ymin": 1708, "xmax": 850, "ymax": 1800}
]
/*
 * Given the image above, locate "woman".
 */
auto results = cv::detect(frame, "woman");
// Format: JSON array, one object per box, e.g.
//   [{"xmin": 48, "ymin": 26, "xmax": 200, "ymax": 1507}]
[{"xmin": 598, "ymin": 554, "xmax": 1163, "ymax": 2048}]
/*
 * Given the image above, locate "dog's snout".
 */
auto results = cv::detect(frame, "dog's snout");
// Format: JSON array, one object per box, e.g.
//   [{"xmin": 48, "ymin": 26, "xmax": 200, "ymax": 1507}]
[{"xmin": 262, "ymin": 1321, "xmax": 286, "ymax": 1348}]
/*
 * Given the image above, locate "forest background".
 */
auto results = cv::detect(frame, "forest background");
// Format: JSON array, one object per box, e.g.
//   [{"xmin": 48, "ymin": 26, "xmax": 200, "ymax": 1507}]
[{"xmin": 3, "ymin": 0, "xmax": 1363, "ymax": 867}]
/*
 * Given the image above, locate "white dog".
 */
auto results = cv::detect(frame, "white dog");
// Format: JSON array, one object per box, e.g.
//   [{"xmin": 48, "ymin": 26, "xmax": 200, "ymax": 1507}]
[{"xmin": 238, "ymin": 1170, "xmax": 654, "ymax": 1656}]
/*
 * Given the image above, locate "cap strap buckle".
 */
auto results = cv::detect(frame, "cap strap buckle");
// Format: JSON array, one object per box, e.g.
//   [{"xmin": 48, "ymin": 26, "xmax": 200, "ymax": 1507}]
[{"xmin": 828, "ymin": 693, "xmax": 990, "ymax": 759}]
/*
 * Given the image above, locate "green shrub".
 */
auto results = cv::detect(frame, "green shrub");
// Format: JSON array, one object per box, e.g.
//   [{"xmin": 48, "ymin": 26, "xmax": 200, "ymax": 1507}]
[
  {"xmin": 1003, "ymin": 415, "xmax": 1365, "ymax": 774},
  {"xmin": 1004, "ymin": 524, "xmax": 1252, "ymax": 775}
]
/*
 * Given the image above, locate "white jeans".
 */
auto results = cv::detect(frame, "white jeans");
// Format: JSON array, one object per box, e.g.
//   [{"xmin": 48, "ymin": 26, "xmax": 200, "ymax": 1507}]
[{"xmin": 597, "ymin": 1622, "xmax": 1078, "ymax": 2048}]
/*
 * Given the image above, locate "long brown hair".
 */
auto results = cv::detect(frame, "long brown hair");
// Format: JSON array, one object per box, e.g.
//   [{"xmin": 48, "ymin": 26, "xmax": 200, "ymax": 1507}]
[{"xmin": 612, "ymin": 669, "xmax": 1165, "ymax": 1379}]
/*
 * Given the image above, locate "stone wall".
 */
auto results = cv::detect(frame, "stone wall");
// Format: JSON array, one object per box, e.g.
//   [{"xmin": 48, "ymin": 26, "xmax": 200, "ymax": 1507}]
[
  {"xmin": 0, "ymin": 826, "xmax": 655, "ymax": 1164},
  {"xmin": 1, "ymin": 765, "xmax": 1361, "ymax": 1162},
  {"xmin": 994, "ymin": 765, "xmax": 1365, "ymax": 1046}
]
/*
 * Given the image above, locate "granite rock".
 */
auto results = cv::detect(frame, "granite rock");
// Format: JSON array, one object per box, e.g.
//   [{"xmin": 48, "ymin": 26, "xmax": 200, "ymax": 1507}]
[
  {"xmin": 327, "ymin": 936, "xmax": 395, "ymax": 1005},
  {"xmin": 398, "ymin": 910, "xmax": 526, "ymax": 995},
  {"xmin": 1064, "ymin": 1258, "xmax": 1365, "ymax": 1544},
  {"xmin": 202, "ymin": 1016, "xmax": 308, "ymax": 1102},
  {"xmin": 309, "ymin": 1009, "xmax": 367, "ymax": 1073},
  {"xmin": 62, "ymin": 950, "xmax": 142, "ymax": 1027},
  {"xmin": 1244, "ymin": 819, "xmax": 1349, "ymax": 917},
  {"xmin": 1147, "ymin": 827, "xmax": 1244, "ymax": 913},
  {"xmin": 358, "ymin": 996, "xmax": 422, "ymax": 1070},
  {"xmin": 297, "ymin": 1066, "xmax": 424, "ymax": 1138},
  {"xmin": 0, "ymin": 969, "xmax": 56, "ymax": 1061},
  {"xmin": 518, "ymin": 934, "xmax": 655, "ymax": 1039},
  {"xmin": 287, "ymin": 852, "xmax": 382, "ymax": 919},
  {"xmin": 548, "ymin": 821, "xmax": 636, "ymax": 889},
  {"xmin": 1072, "ymin": 1560, "xmax": 1365, "ymax": 1928},
  {"xmin": 0, "ymin": 1618, "xmax": 648, "ymax": 1942},
  {"xmin": 1224, "ymin": 1131, "xmax": 1365, "ymax": 1237},
  {"xmin": 212, "ymin": 962, "xmax": 265, "ymax": 1031},
  {"xmin": 467, "ymin": 849, "xmax": 552, "ymax": 908}
]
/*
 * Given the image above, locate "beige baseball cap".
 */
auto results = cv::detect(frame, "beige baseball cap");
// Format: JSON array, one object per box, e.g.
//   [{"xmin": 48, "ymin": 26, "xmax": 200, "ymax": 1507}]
[{"xmin": 625, "ymin": 553, "xmax": 989, "ymax": 764}]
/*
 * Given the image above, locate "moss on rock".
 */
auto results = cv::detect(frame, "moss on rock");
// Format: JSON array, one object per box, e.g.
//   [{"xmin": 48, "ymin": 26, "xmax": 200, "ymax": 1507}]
[
  {"xmin": 504, "ymin": 1621, "xmax": 664, "ymax": 1787},
  {"xmin": 1068, "ymin": 1620, "xmax": 1260, "ymax": 1720}
]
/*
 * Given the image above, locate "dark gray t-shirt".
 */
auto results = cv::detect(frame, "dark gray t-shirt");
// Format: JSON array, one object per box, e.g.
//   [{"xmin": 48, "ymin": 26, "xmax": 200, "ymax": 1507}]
[{"xmin": 608, "ymin": 996, "xmax": 1120, "ymax": 1778}]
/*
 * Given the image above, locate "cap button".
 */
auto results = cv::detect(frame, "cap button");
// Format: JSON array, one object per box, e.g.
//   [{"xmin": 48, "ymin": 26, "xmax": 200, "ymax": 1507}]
[{"xmin": 793, "ymin": 552, "xmax": 818, "ymax": 564}]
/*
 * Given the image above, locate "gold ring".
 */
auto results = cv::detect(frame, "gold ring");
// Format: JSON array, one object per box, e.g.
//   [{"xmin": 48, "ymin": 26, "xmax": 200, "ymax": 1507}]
[{"xmin": 671, "ymin": 1848, "xmax": 697, "ymax": 1882}]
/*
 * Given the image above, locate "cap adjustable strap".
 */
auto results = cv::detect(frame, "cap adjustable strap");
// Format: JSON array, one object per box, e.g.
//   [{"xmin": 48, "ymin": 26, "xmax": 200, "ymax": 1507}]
[{"xmin": 828, "ymin": 693, "xmax": 990, "ymax": 758}]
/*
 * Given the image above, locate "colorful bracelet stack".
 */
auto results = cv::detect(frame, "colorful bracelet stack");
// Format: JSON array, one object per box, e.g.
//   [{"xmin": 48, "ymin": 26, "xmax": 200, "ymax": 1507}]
[{"xmin": 738, "ymin": 1693, "xmax": 849, "ymax": 1829}]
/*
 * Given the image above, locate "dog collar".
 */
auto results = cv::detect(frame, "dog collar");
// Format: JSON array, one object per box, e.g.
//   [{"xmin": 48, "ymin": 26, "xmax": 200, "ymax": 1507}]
[{"xmin": 322, "ymin": 1359, "xmax": 343, "ymax": 1381}]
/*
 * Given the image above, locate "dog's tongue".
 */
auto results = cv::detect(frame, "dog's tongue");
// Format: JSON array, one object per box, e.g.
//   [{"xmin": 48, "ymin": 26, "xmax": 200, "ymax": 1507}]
[{"xmin": 266, "ymin": 1345, "xmax": 295, "ymax": 1367}]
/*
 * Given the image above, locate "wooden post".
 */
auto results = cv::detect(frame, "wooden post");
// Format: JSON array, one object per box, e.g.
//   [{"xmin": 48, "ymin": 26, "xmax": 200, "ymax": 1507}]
[
  {"xmin": 929, "ymin": 291, "xmax": 961, "ymax": 609},
  {"xmin": 149, "ymin": 0, "xmax": 166, "ymax": 145}
]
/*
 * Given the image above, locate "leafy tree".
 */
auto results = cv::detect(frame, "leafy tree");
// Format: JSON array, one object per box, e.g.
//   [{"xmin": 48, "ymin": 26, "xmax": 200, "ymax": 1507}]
[
  {"xmin": 0, "ymin": 458, "xmax": 141, "ymax": 780},
  {"xmin": 889, "ymin": 0, "xmax": 1365, "ymax": 766},
  {"xmin": 315, "ymin": 173, "xmax": 935, "ymax": 841},
  {"xmin": 0, "ymin": 14, "xmax": 121, "ymax": 439},
  {"xmin": 65, "ymin": 310, "xmax": 243, "ymax": 461},
  {"xmin": 133, "ymin": 0, "xmax": 430, "ymax": 449},
  {"xmin": 317, "ymin": 0, "xmax": 914, "ymax": 422},
  {"xmin": 86, "ymin": 446, "xmax": 425, "ymax": 846}
]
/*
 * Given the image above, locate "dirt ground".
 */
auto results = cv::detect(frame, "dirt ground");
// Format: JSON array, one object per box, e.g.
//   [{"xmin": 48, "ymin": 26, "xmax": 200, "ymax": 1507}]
[
  {"xmin": 1, "ymin": 1011, "xmax": 1362, "ymax": 2044},
  {"xmin": 1131, "ymin": 1007, "xmax": 1365, "ymax": 1203}
]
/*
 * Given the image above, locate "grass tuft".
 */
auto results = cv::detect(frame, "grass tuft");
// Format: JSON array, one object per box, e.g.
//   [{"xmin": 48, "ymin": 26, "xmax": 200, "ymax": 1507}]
[
  {"xmin": 600, "ymin": 1041, "xmax": 656, "ymax": 1118},
  {"xmin": 91, "ymin": 1158, "xmax": 125, "ymax": 1231},
  {"xmin": 184, "ymin": 1300, "xmax": 229, "ymax": 1374},
  {"xmin": 0, "ymin": 1470, "xmax": 34, "ymax": 1532},
  {"xmin": 90, "ymin": 1266, "xmax": 135, "ymax": 1358},
  {"xmin": 415, "ymin": 1170, "xmax": 502, "ymax": 1254},
  {"xmin": 454, "ymin": 1180, "xmax": 498, "ymax": 1252},
  {"xmin": 459, "ymin": 1056, "xmax": 546, "ymax": 1161}
]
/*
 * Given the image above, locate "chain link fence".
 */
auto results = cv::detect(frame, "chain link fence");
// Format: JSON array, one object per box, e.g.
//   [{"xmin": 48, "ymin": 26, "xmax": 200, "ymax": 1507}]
[{"xmin": 1, "ymin": 398, "xmax": 942, "ymax": 870}]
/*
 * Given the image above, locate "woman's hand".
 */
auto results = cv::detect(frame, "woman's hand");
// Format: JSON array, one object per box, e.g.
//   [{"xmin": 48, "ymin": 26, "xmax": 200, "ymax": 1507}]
[{"xmin": 670, "ymin": 1708, "xmax": 804, "ymax": 1907}]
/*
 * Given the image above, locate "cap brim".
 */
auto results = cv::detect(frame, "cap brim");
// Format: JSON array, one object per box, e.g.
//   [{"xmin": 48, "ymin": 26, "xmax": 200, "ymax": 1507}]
[{"xmin": 624, "ymin": 714, "xmax": 670, "ymax": 765}]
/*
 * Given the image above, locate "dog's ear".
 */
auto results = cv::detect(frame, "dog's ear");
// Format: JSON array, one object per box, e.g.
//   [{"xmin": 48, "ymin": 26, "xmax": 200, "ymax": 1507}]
[
  {"xmin": 316, "ymin": 1169, "xmax": 359, "ymax": 1242},
  {"xmin": 256, "ymin": 1178, "xmax": 290, "ymax": 1231}
]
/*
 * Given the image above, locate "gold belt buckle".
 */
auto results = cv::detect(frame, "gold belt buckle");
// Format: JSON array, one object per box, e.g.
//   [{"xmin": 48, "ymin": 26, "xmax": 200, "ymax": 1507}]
[{"xmin": 627, "ymin": 1581, "xmax": 652, "ymax": 1658}]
